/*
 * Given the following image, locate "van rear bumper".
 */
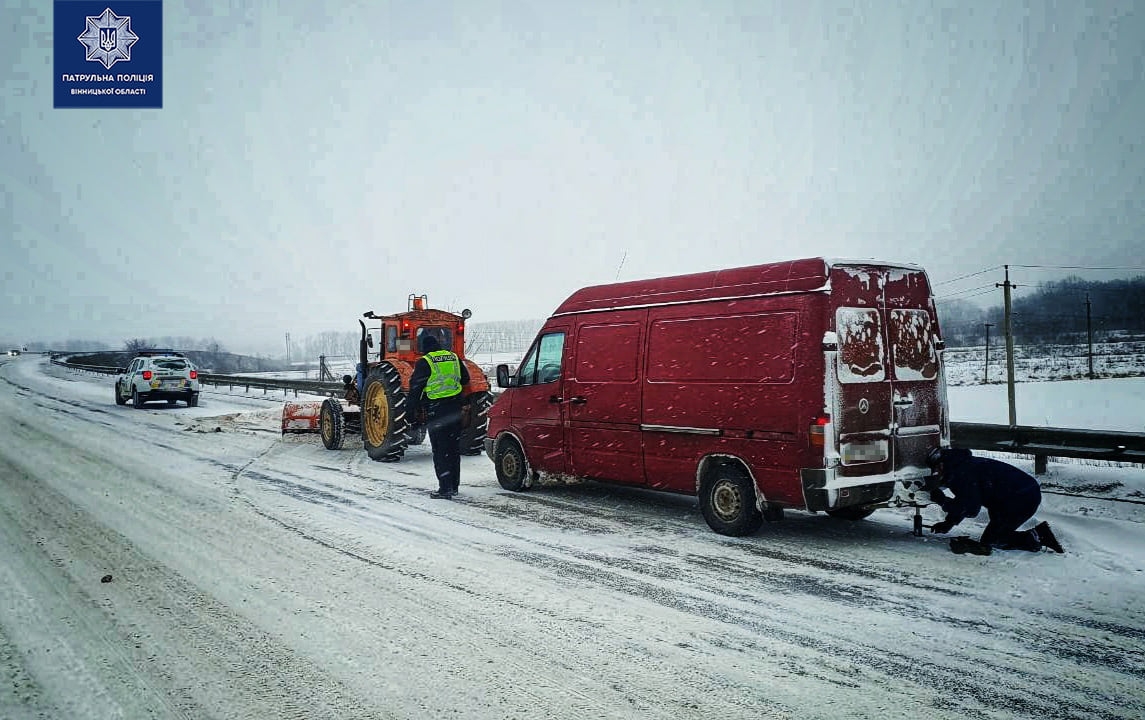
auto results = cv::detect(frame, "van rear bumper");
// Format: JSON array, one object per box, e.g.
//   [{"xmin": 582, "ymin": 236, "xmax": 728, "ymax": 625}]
[
  {"xmin": 800, "ymin": 468, "xmax": 895, "ymax": 512},
  {"xmin": 483, "ymin": 437, "xmax": 496, "ymax": 462}
]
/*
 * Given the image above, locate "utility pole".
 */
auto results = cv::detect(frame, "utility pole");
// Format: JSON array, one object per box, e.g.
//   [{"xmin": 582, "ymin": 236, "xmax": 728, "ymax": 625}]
[
  {"xmin": 285, "ymin": 332, "xmax": 291, "ymax": 365},
  {"xmin": 997, "ymin": 266, "xmax": 1017, "ymax": 426},
  {"xmin": 983, "ymin": 322, "xmax": 994, "ymax": 384},
  {"xmin": 1086, "ymin": 293, "xmax": 1094, "ymax": 379}
]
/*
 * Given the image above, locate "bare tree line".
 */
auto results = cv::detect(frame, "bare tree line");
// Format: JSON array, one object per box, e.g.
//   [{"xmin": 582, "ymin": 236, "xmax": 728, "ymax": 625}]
[{"xmin": 938, "ymin": 275, "xmax": 1145, "ymax": 347}]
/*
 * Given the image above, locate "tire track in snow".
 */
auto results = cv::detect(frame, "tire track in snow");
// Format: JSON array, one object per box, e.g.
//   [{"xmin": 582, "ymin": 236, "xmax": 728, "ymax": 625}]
[{"xmin": 235, "ymin": 449, "xmax": 1144, "ymax": 720}]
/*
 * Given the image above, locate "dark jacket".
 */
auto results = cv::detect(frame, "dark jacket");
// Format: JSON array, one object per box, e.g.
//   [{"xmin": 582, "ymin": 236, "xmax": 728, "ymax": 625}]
[
  {"xmin": 934, "ymin": 448, "xmax": 1040, "ymax": 526},
  {"xmin": 407, "ymin": 341, "xmax": 470, "ymax": 418}
]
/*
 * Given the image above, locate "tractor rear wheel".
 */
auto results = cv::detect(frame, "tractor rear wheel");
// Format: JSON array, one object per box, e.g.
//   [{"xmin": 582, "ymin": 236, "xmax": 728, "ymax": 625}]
[
  {"xmin": 459, "ymin": 391, "xmax": 494, "ymax": 456},
  {"xmin": 362, "ymin": 364, "xmax": 409, "ymax": 462},
  {"xmin": 320, "ymin": 398, "xmax": 345, "ymax": 450}
]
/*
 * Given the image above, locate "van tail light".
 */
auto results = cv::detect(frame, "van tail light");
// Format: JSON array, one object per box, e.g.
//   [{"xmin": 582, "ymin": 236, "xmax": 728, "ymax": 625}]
[
  {"xmin": 809, "ymin": 415, "xmax": 830, "ymax": 449},
  {"xmin": 142, "ymin": 370, "xmax": 152, "ymax": 381},
  {"xmin": 189, "ymin": 370, "xmax": 198, "ymax": 379}
]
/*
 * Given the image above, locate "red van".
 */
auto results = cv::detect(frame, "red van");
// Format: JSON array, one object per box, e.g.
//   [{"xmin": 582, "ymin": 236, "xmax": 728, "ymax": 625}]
[{"xmin": 484, "ymin": 257, "xmax": 948, "ymax": 536}]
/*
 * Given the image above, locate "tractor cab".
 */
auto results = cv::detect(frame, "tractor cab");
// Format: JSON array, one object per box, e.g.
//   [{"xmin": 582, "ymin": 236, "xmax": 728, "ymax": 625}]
[{"xmin": 362, "ymin": 294, "xmax": 474, "ymax": 365}]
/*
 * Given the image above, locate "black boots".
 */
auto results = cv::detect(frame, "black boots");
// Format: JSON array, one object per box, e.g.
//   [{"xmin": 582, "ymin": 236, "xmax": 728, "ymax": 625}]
[
  {"xmin": 430, "ymin": 490, "xmax": 454, "ymax": 499},
  {"xmin": 1035, "ymin": 521, "xmax": 1064, "ymax": 553},
  {"xmin": 950, "ymin": 536, "xmax": 992, "ymax": 555}
]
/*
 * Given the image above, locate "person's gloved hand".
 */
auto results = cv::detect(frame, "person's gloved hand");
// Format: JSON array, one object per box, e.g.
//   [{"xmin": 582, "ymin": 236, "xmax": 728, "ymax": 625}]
[{"xmin": 931, "ymin": 519, "xmax": 955, "ymax": 534}]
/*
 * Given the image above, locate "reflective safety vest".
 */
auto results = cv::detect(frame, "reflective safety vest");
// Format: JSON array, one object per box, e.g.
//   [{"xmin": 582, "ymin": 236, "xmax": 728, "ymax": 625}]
[{"xmin": 424, "ymin": 350, "xmax": 463, "ymax": 400}]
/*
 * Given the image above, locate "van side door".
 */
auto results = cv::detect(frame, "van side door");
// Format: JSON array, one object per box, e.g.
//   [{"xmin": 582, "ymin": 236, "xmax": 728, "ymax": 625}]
[
  {"xmin": 510, "ymin": 328, "xmax": 570, "ymax": 475},
  {"xmin": 564, "ymin": 310, "xmax": 646, "ymax": 485}
]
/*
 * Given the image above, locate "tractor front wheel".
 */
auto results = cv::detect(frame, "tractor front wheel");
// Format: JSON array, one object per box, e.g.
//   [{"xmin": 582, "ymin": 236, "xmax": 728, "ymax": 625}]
[{"xmin": 320, "ymin": 398, "xmax": 345, "ymax": 450}]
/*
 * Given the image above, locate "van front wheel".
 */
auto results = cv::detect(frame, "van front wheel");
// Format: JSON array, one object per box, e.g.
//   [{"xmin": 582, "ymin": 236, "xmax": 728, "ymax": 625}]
[
  {"xmin": 700, "ymin": 468, "xmax": 762, "ymax": 536},
  {"xmin": 495, "ymin": 439, "xmax": 529, "ymax": 492}
]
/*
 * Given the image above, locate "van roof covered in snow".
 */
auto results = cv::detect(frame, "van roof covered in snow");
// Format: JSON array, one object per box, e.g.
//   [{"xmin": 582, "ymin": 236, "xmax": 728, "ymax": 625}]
[{"xmin": 553, "ymin": 257, "xmax": 924, "ymax": 316}]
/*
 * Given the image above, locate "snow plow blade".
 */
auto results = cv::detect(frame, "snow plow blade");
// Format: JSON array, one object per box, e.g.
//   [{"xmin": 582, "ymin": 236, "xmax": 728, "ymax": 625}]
[{"xmin": 282, "ymin": 400, "xmax": 325, "ymax": 434}]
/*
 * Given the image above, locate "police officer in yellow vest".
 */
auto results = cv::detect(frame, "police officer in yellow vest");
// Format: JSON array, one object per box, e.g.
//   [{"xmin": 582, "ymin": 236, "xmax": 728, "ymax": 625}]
[{"xmin": 407, "ymin": 334, "xmax": 471, "ymax": 499}]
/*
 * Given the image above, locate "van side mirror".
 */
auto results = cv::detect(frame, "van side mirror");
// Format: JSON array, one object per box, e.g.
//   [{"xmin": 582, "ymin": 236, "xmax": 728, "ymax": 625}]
[{"xmin": 496, "ymin": 364, "xmax": 512, "ymax": 388}]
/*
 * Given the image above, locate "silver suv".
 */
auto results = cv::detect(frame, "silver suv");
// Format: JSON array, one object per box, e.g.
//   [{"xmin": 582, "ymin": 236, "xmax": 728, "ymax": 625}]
[{"xmin": 115, "ymin": 350, "xmax": 201, "ymax": 408}]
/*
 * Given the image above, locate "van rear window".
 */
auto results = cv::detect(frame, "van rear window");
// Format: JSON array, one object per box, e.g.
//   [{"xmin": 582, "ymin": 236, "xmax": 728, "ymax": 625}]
[
  {"xmin": 153, "ymin": 359, "xmax": 188, "ymax": 371},
  {"xmin": 836, "ymin": 308, "xmax": 885, "ymax": 383},
  {"xmin": 889, "ymin": 309, "xmax": 938, "ymax": 381}
]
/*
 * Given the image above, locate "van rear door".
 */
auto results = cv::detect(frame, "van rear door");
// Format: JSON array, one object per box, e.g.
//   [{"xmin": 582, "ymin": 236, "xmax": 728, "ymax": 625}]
[
  {"xmin": 833, "ymin": 304, "xmax": 893, "ymax": 475},
  {"xmin": 831, "ymin": 266, "xmax": 943, "ymax": 480},
  {"xmin": 884, "ymin": 270, "xmax": 944, "ymax": 477}
]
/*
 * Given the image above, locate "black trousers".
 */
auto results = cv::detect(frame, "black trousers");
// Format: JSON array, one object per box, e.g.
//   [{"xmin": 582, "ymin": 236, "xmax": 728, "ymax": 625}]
[
  {"xmin": 980, "ymin": 488, "xmax": 1042, "ymax": 551},
  {"xmin": 426, "ymin": 402, "xmax": 462, "ymax": 493}
]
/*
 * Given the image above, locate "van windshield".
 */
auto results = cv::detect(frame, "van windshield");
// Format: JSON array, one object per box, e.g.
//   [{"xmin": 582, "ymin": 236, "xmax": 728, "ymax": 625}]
[
  {"xmin": 836, "ymin": 307, "xmax": 885, "ymax": 383},
  {"xmin": 889, "ymin": 309, "xmax": 938, "ymax": 380}
]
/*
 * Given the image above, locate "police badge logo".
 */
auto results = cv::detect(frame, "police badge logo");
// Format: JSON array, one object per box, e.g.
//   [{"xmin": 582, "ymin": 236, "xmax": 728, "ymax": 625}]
[{"xmin": 77, "ymin": 7, "xmax": 139, "ymax": 70}]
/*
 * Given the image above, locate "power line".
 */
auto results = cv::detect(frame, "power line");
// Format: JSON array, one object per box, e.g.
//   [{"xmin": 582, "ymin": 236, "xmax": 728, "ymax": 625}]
[
  {"xmin": 938, "ymin": 287, "xmax": 997, "ymax": 301},
  {"xmin": 933, "ymin": 266, "xmax": 1004, "ymax": 287},
  {"xmin": 936, "ymin": 283, "xmax": 996, "ymax": 299},
  {"xmin": 1009, "ymin": 264, "xmax": 1145, "ymax": 272}
]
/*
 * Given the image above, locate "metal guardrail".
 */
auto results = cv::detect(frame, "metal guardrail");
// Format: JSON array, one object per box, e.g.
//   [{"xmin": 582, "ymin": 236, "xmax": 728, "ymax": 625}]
[
  {"xmin": 951, "ymin": 421, "xmax": 1145, "ymax": 474},
  {"xmin": 198, "ymin": 373, "xmax": 342, "ymax": 397},
  {"xmin": 50, "ymin": 356, "xmax": 1145, "ymax": 471},
  {"xmin": 51, "ymin": 356, "xmax": 342, "ymax": 398}
]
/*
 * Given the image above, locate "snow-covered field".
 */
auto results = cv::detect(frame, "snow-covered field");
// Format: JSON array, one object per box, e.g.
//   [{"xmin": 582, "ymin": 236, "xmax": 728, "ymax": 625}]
[{"xmin": 1, "ymin": 354, "xmax": 1142, "ymax": 719}]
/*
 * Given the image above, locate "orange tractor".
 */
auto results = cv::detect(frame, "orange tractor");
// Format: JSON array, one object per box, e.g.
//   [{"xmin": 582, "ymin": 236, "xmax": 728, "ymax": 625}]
[{"xmin": 282, "ymin": 294, "xmax": 494, "ymax": 462}]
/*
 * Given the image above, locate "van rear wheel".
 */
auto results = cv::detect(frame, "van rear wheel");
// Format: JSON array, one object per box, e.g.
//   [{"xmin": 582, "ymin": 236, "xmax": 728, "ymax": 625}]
[
  {"xmin": 826, "ymin": 505, "xmax": 877, "ymax": 521},
  {"xmin": 700, "ymin": 467, "xmax": 762, "ymax": 536},
  {"xmin": 495, "ymin": 439, "xmax": 529, "ymax": 491}
]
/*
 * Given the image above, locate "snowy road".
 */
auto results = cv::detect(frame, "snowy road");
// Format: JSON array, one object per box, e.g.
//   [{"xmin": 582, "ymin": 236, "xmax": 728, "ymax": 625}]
[{"xmin": 1, "ymin": 356, "xmax": 1143, "ymax": 719}]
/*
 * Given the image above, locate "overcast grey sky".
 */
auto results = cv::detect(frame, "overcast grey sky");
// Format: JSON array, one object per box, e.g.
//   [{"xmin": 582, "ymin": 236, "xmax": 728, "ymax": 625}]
[{"xmin": 3, "ymin": 0, "xmax": 1144, "ymax": 355}]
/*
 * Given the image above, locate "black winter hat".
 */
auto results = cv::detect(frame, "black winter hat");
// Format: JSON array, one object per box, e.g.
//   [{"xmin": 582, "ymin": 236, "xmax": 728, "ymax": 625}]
[{"xmin": 926, "ymin": 446, "xmax": 944, "ymax": 469}]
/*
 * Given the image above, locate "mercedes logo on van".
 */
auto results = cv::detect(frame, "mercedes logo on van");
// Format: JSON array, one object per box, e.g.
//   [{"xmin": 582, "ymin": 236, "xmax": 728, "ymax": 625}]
[{"xmin": 858, "ymin": 398, "xmax": 870, "ymax": 414}]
